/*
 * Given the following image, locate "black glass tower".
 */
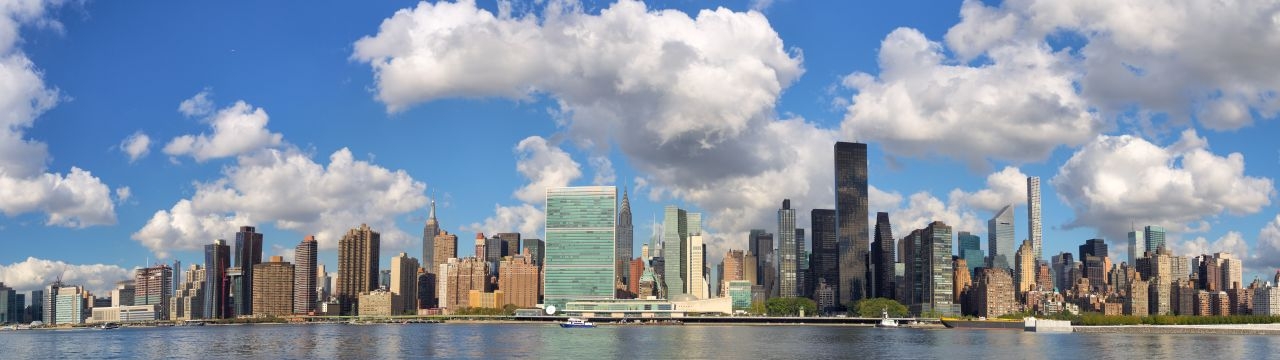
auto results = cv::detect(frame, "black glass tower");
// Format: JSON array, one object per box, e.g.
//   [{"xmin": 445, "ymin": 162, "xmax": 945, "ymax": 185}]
[{"xmin": 835, "ymin": 142, "xmax": 869, "ymax": 305}]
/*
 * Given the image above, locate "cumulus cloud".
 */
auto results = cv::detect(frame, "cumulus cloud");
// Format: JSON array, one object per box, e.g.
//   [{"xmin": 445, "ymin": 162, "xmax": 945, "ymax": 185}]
[
  {"xmin": 840, "ymin": 27, "xmax": 1101, "ymax": 168},
  {"xmin": 1173, "ymin": 231, "xmax": 1251, "ymax": 261},
  {"xmin": 1052, "ymin": 129, "xmax": 1275, "ymax": 246},
  {"xmin": 469, "ymin": 136, "xmax": 581, "ymax": 238},
  {"xmin": 356, "ymin": 0, "xmax": 817, "ymax": 259},
  {"xmin": 589, "ymin": 156, "xmax": 615, "ymax": 186},
  {"xmin": 114, "ymin": 186, "xmax": 131, "ymax": 204},
  {"xmin": 949, "ymin": 166, "xmax": 1029, "ymax": 213},
  {"xmin": 944, "ymin": 0, "xmax": 1280, "ymax": 131},
  {"xmin": 163, "ymin": 100, "xmax": 284, "ymax": 162},
  {"xmin": 0, "ymin": 257, "xmax": 132, "ymax": 295},
  {"xmin": 178, "ymin": 89, "xmax": 214, "ymax": 117},
  {"xmin": 0, "ymin": 1, "xmax": 117, "ymax": 227},
  {"xmin": 1257, "ymin": 215, "xmax": 1280, "ymax": 270},
  {"xmin": 119, "ymin": 131, "xmax": 150, "ymax": 162},
  {"xmin": 134, "ymin": 147, "xmax": 429, "ymax": 258}
]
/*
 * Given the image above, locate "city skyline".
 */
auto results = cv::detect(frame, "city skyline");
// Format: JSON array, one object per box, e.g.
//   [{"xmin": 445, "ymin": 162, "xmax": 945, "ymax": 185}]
[{"xmin": 2, "ymin": 0, "xmax": 1280, "ymax": 297}]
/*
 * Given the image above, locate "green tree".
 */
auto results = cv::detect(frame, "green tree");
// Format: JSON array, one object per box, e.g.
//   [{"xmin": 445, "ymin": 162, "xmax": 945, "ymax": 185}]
[
  {"xmin": 749, "ymin": 301, "xmax": 768, "ymax": 315},
  {"xmin": 766, "ymin": 297, "xmax": 818, "ymax": 316},
  {"xmin": 851, "ymin": 298, "xmax": 910, "ymax": 318}
]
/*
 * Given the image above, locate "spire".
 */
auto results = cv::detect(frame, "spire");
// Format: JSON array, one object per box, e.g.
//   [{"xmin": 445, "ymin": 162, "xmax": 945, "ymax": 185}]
[
  {"xmin": 428, "ymin": 198, "xmax": 436, "ymax": 220},
  {"xmin": 620, "ymin": 186, "xmax": 631, "ymax": 215}
]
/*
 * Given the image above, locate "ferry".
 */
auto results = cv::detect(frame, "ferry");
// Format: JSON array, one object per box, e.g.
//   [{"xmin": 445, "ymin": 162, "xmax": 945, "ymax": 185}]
[
  {"xmin": 876, "ymin": 309, "xmax": 899, "ymax": 328},
  {"xmin": 560, "ymin": 318, "xmax": 596, "ymax": 328}
]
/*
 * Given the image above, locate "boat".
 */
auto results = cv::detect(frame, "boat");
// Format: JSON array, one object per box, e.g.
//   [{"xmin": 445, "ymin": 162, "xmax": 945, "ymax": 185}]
[
  {"xmin": 97, "ymin": 323, "xmax": 120, "ymax": 330},
  {"xmin": 940, "ymin": 317, "xmax": 1024, "ymax": 330},
  {"xmin": 560, "ymin": 318, "xmax": 596, "ymax": 328},
  {"xmin": 876, "ymin": 309, "xmax": 899, "ymax": 328}
]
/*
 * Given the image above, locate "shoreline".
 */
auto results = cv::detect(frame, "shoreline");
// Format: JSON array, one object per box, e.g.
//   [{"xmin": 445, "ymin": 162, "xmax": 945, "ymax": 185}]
[{"xmin": 1073, "ymin": 324, "xmax": 1280, "ymax": 335}]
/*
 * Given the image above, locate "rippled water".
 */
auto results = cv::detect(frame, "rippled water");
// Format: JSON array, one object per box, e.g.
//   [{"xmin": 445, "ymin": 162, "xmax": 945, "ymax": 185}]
[{"xmin": 2, "ymin": 323, "xmax": 1278, "ymax": 359}]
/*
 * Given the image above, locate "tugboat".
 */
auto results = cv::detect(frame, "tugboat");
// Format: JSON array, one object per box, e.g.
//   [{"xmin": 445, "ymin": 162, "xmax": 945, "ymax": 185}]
[
  {"xmin": 875, "ymin": 309, "xmax": 899, "ymax": 328},
  {"xmin": 560, "ymin": 318, "xmax": 596, "ymax": 328}
]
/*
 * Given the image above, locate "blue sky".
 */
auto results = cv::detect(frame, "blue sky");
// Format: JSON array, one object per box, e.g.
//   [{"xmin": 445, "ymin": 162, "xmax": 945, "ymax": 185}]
[{"xmin": 1, "ymin": 0, "xmax": 1278, "ymax": 293}]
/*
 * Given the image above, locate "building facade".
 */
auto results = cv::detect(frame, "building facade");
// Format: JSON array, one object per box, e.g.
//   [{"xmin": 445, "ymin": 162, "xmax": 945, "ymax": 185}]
[
  {"xmin": 1027, "ymin": 176, "xmax": 1042, "ymax": 260},
  {"xmin": 234, "ymin": 226, "xmax": 264, "ymax": 317},
  {"xmin": 390, "ymin": 252, "xmax": 420, "ymax": 315},
  {"xmin": 872, "ymin": 212, "xmax": 895, "ymax": 299},
  {"xmin": 617, "ymin": 188, "xmax": 634, "ymax": 287},
  {"xmin": 252, "ymin": 256, "xmax": 294, "ymax": 317},
  {"xmin": 294, "ymin": 235, "xmax": 317, "ymax": 314},
  {"xmin": 544, "ymin": 186, "xmax": 617, "ymax": 308},
  {"xmin": 134, "ymin": 264, "xmax": 173, "ymax": 320},
  {"xmin": 987, "ymin": 205, "xmax": 1014, "ymax": 270},
  {"xmin": 777, "ymin": 199, "xmax": 798, "ymax": 298},
  {"xmin": 337, "ymin": 224, "xmax": 381, "ymax": 315},
  {"xmin": 835, "ymin": 141, "xmax": 869, "ymax": 305}
]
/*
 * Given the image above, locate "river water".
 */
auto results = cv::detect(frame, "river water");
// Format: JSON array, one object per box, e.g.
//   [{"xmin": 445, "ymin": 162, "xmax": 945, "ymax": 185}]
[{"xmin": 2, "ymin": 323, "xmax": 1276, "ymax": 359}]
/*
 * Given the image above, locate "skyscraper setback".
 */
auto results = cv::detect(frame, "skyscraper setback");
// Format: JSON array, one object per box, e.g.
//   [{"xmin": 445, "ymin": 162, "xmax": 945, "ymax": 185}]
[
  {"xmin": 234, "ymin": 226, "xmax": 263, "ymax": 316},
  {"xmin": 617, "ymin": 188, "xmax": 634, "ymax": 287},
  {"xmin": 663, "ymin": 205, "xmax": 689, "ymax": 298},
  {"xmin": 872, "ymin": 212, "xmax": 895, "ymax": 299},
  {"xmin": 422, "ymin": 198, "xmax": 440, "ymax": 280},
  {"xmin": 835, "ymin": 141, "xmax": 869, "ymax": 305},
  {"xmin": 337, "ymin": 224, "xmax": 381, "ymax": 315}
]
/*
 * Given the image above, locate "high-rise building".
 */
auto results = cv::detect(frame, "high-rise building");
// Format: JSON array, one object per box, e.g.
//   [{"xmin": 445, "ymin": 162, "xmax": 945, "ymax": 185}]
[
  {"xmin": 688, "ymin": 214, "xmax": 708, "ymax": 299},
  {"xmin": 53, "ymin": 286, "xmax": 85, "ymax": 325},
  {"xmin": 1027, "ymin": 176, "xmax": 1042, "ymax": 260},
  {"xmin": 953, "ymin": 258, "xmax": 970, "ymax": 304},
  {"xmin": 778, "ymin": 199, "xmax": 799, "ymax": 298},
  {"xmin": 422, "ymin": 198, "xmax": 441, "ymax": 277},
  {"xmin": 111, "ymin": 281, "xmax": 135, "ymax": 308},
  {"xmin": 204, "ymin": 239, "xmax": 231, "ymax": 319},
  {"xmin": 899, "ymin": 230, "xmax": 923, "ymax": 307},
  {"xmin": 134, "ymin": 264, "xmax": 173, "ymax": 320},
  {"xmin": 433, "ymin": 231, "xmax": 459, "ymax": 275},
  {"xmin": 1080, "ymin": 238, "xmax": 1108, "ymax": 262},
  {"xmin": 872, "ymin": 212, "xmax": 895, "ymax": 299},
  {"xmin": 441, "ymin": 257, "xmax": 490, "ymax": 312},
  {"xmin": 317, "ymin": 264, "xmax": 331, "ymax": 302},
  {"xmin": 749, "ymin": 230, "xmax": 777, "ymax": 298},
  {"xmin": 358, "ymin": 289, "xmax": 399, "ymax": 316},
  {"xmin": 43, "ymin": 282, "xmax": 63, "ymax": 324},
  {"xmin": 617, "ymin": 188, "xmax": 634, "ymax": 286},
  {"xmin": 835, "ymin": 141, "xmax": 869, "ymax": 305},
  {"xmin": 0, "ymin": 283, "xmax": 18, "ymax": 324},
  {"xmin": 973, "ymin": 268, "xmax": 1015, "ymax": 318},
  {"xmin": 390, "ymin": 253, "xmax": 419, "ymax": 315},
  {"xmin": 1127, "ymin": 227, "xmax": 1144, "ymax": 265},
  {"xmin": 1051, "ymin": 252, "xmax": 1075, "ymax": 292},
  {"xmin": 1144, "ymin": 226, "xmax": 1166, "ymax": 257},
  {"xmin": 1216, "ymin": 252, "xmax": 1243, "ymax": 290},
  {"xmin": 663, "ymin": 206, "xmax": 689, "ymax": 298},
  {"xmin": 523, "ymin": 239, "xmax": 544, "ymax": 266},
  {"xmin": 723, "ymin": 249, "xmax": 744, "ymax": 296},
  {"xmin": 172, "ymin": 265, "xmax": 205, "ymax": 320},
  {"xmin": 252, "ymin": 256, "xmax": 294, "ymax": 317},
  {"xmin": 499, "ymin": 254, "xmax": 540, "ymax": 308},
  {"xmin": 810, "ymin": 209, "xmax": 838, "ymax": 301},
  {"xmin": 337, "ymin": 224, "xmax": 380, "ymax": 315},
  {"xmin": 294, "ymin": 236, "xmax": 317, "ymax": 314},
  {"xmin": 1014, "ymin": 240, "xmax": 1035, "ymax": 294},
  {"xmin": 987, "ymin": 205, "xmax": 1015, "ymax": 270},
  {"xmin": 1125, "ymin": 278, "xmax": 1149, "ymax": 316},
  {"xmin": 233, "ymin": 226, "xmax": 264, "ymax": 316},
  {"xmin": 957, "ymin": 232, "xmax": 983, "ymax": 274},
  {"xmin": 918, "ymin": 221, "xmax": 959, "ymax": 316},
  {"xmin": 543, "ymin": 186, "xmax": 617, "ymax": 308},
  {"xmin": 627, "ymin": 258, "xmax": 645, "ymax": 297}
]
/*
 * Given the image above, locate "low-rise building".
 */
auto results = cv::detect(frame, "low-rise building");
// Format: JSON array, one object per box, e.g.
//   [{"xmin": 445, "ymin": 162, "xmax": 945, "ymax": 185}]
[
  {"xmin": 358, "ymin": 289, "xmax": 399, "ymax": 317},
  {"xmin": 90, "ymin": 305, "xmax": 158, "ymax": 323}
]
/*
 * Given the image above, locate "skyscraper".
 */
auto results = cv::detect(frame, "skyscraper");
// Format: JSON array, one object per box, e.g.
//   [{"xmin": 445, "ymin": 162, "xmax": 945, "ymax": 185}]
[
  {"xmin": 433, "ymin": 231, "xmax": 458, "ymax": 275},
  {"xmin": 987, "ymin": 205, "xmax": 1014, "ymax": 270},
  {"xmin": 1128, "ymin": 227, "xmax": 1145, "ymax": 265},
  {"xmin": 663, "ymin": 205, "xmax": 689, "ymax": 298},
  {"xmin": 958, "ymin": 232, "xmax": 983, "ymax": 274},
  {"xmin": 294, "ymin": 236, "xmax": 317, "ymax": 314},
  {"xmin": 1080, "ymin": 238, "xmax": 1108, "ymax": 261},
  {"xmin": 1015, "ymin": 240, "xmax": 1035, "ymax": 293},
  {"xmin": 233, "ymin": 226, "xmax": 263, "ymax": 316},
  {"xmin": 422, "ymin": 198, "xmax": 440, "ymax": 280},
  {"xmin": 688, "ymin": 212, "xmax": 707, "ymax": 299},
  {"xmin": 499, "ymin": 254, "xmax": 540, "ymax": 308},
  {"xmin": 135, "ymin": 264, "xmax": 173, "ymax": 320},
  {"xmin": 523, "ymin": 238, "xmax": 544, "ymax": 266},
  {"xmin": 204, "ymin": 239, "xmax": 231, "ymax": 319},
  {"xmin": 617, "ymin": 188, "xmax": 634, "ymax": 286},
  {"xmin": 872, "ymin": 212, "xmax": 895, "ymax": 299},
  {"xmin": 251, "ymin": 256, "xmax": 294, "ymax": 317},
  {"xmin": 778, "ymin": 199, "xmax": 798, "ymax": 298},
  {"xmin": 543, "ymin": 186, "xmax": 617, "ymax": 308},
  {"xmin": 1027, "ymin": 176, "xmax": 1042, "ymax": 260},
  {"xmin": 337, "ymin": 224, "xmax": 380, "ymax": 315},
  {"xmin": 390, "ymin": 252, "xmax": 419, "ymax": 315},
  {"xmin": 920, "ymin": 221, "xmax": 958, "ymax": 316},
  {"xmin": 835, "ymin": 141, "xmax": 869, "ymax": 304},
  {"xmin": 749, "ymin": 230, "xmax": 776, "ymax": 298},
  {"xmin": 1144, "ymin": 226, "xmax": 1166, "ymax": 257},
  {"xmin": 810, "ymin": 209, "xmax": 838, "ymax": 299},
  {"xmin": 0, "ymin": 283, "xmax": 19, "ymax": 324}
]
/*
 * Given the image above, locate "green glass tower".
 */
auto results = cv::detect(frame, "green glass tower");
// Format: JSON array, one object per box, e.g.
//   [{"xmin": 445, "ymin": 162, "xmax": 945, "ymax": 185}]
[{"xmin": 544, "ymin": 186, "xmax": 617, "ymax": 309}]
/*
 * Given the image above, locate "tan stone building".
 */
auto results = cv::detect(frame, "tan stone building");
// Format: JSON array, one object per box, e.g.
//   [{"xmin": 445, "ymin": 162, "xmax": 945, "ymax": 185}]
[
  {"xmin": 252, "ymin": 256, "xmax": 295, "ymax": 317},
  {"xmin": 1124, "ymin": 278, "xmax": 1148, "ymax": 316},
  {"xmin": 974, "ymin": 268, "xmax": 1015, "ymax": 318},
  {"xmin": 358, "ymin": 289, "xmax": 399, "ymax": 317},
  {"xmin": 442, "ymin": 257, "xmax": 490, "ymax": 313},
  {"xmin": 499, "ymin": 254, "xmax": 539, "ymax": 308},
  {"xmin": 338, "ymin": 224, "xmax": 380, "ymax": 315},
  {"xmin": 390, "ymin": 252, "xmax": 420, "ymax": 315},
  {"xmin": 953, "ymin": 258, "xmax": 970, "ymax": 304},
  {"xmin": 467, "ymin": 290, "xmax": 506, "ymax": 310},
  {"xmin": 1014, "ymin": 240, "xmax": 1035, "ymax": 294}
]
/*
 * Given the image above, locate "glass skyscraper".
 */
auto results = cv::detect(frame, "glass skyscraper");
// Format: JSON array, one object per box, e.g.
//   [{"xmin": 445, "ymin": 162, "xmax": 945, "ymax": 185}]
[
  {"xmin": 204, "ymin": 239, "xmax": 231, "ymax": 319},
  {"xmin": 922, "ymin": 221, "xmax": 958, "ymax": 316},
  {"xmin": 809, "ymin": 209, "xmax": 838, "ymax": 295},
  {"xmin": 987, "ymin": 205, "xmax": 1014, "ymax": 270},
  {"xmin": 662, "ymin": 205, "xmax": 689, "ymax": 298},
  {"xmin": 777, "ymin": 199, "xmax": 798, "ymax": 298},
  {"xmin": 872, "ymin": 212, "xmax": 895, "ymax": 299},
  {"xmin": 958, "ymin": 231, "xmax": 983, "ymax": 274},
  {"xmin": 234, "ymin": 226, "xmax": 263, "ymax": 316},
  {"xmin": 544, "ymin": 186, "xmax": 617, "ymax": 308},
  {"xmin": 1144, "ymin": 225, "xmax": 1166, "ymax": 255},
  {"xmin": 835, "ymin": 141, "xmax": 869, "ymax": 305}
]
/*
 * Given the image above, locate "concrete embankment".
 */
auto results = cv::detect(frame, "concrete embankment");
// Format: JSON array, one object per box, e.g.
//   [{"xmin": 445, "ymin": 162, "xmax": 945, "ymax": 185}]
[{"xmin": 1074, "ymin": 324, "xmax": 1280, "ymax": 335}]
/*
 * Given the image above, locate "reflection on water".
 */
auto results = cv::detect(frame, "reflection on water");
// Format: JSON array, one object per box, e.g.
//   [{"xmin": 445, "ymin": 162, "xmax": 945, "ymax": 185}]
[{"xmin": 2, "ymin": 323, "xmax": 1279, "ymax": 359}]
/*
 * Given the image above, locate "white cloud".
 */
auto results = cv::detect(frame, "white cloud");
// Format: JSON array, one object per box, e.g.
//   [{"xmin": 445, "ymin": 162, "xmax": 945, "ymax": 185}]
[
  {"xmin": 840, "ymin": 27, "xmax": 1102, "ymax": 168},
  {"xmin": 949, "ymin": 166, "xmax": 1029, "ymax": 213},
  {"xmin": 178, "ymin": 89, "xmax": 214, "ymax": 117},
  {"xmin": 749, "ymin": 0, "xmax": 775, "ymax": 12},
  {"xmin": 0, "ymin": 257, "xmax": 132, "ymax": 295},
  {"xmin": 589, "ymin": 155, "xmax": 615, "ymax": 186},
  {"xmin": 1173, "ymin": 231, "xmax": 1250, "ymax": 261},
  {"xmin": 1257, "ymin": 215, "xmax": 1280, "ymax": 270},
  {"xmin": 0, "ymin": 1, "xmax": 118, "ymax": 228},
  {"xmin": 944, "ymin": 0, "xmax": 1280, "ymax": 131},
  {"xmin": 163, "ymin": 100, "xmax": 284, "ymax": 162},
  {"xmin": 470, "ymin": 135, "xmax": 582, "ymax": 238},
  {"xmin": 1052, "ymin": 129, "xmax": 1275, "ymax": 245},
  {"xmin": 114, "ymin": 186, "xmax": 131, "ymax": 204},
  {"xmin": 119, "ymin": 131, "xmax": 151, "ymax": 162},
  {"xmin": 134, "ymin": 147, "xmax": 429, "ymax": 258}
]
